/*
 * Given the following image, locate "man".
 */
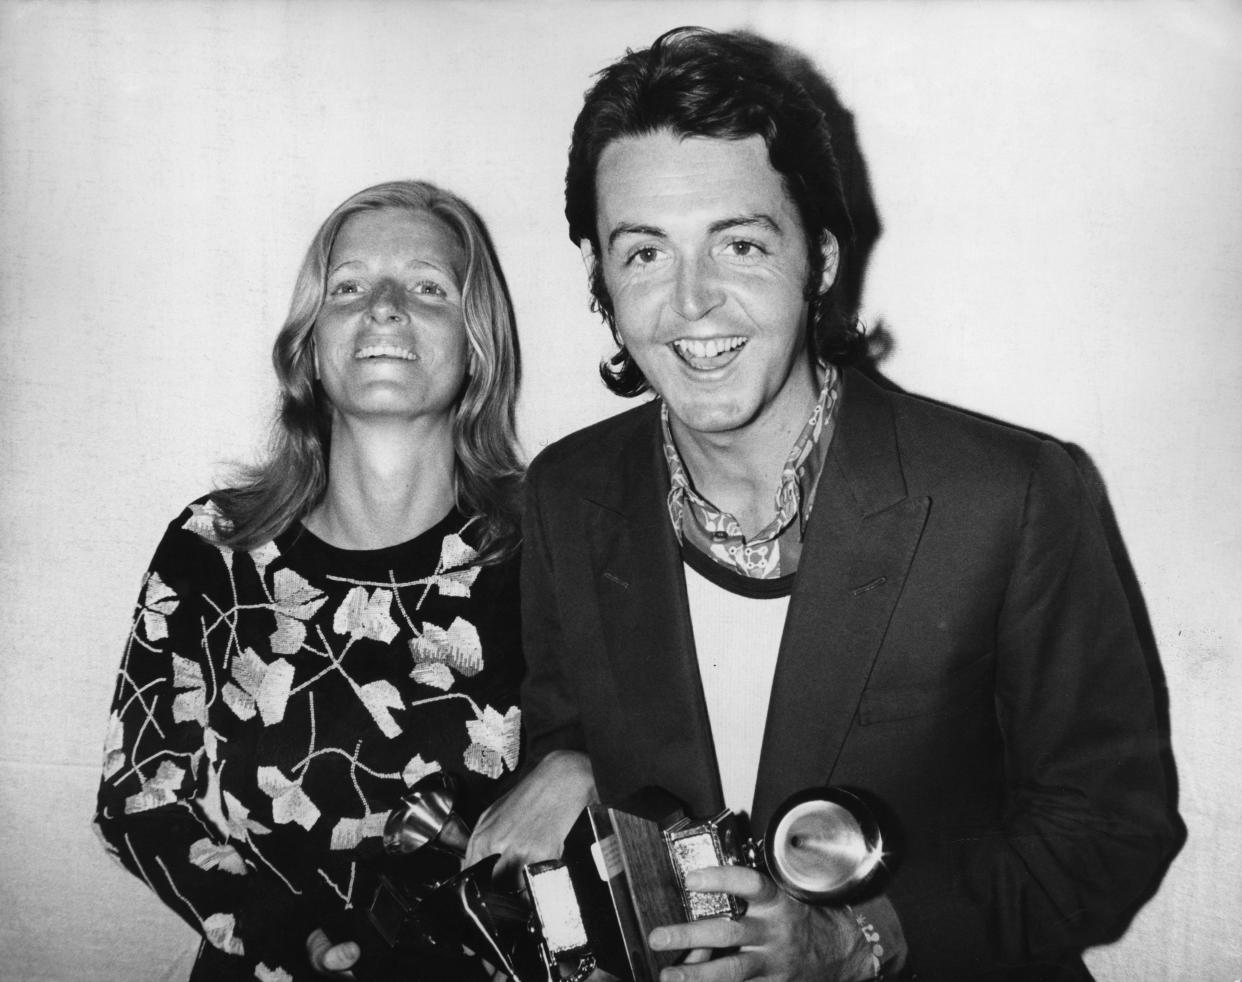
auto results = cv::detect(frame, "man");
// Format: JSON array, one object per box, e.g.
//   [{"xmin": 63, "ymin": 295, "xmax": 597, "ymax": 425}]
[{"xmin": 469, "ymin": 26, "xmax": 1180, "ymax": 982}]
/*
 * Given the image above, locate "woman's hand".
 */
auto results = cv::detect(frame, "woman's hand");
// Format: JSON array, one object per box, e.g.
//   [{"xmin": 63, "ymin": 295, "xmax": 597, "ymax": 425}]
[
  {"xmin": 646, "ymin": 866, "xmax": 874, "ymax": 982},
  {"xmin": 464, "ymin": 749, "xmax": 598, "ymax": 884},
  {"xmin": 306, "ymin": 928, "xmax": 359, "ymax": 978}
]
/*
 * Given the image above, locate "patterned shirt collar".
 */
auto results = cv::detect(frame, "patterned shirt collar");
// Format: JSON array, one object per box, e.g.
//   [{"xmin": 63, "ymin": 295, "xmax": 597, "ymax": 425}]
[{"xmin": 662, "ymin": 364, "xmax": 842, "ymax": 579}]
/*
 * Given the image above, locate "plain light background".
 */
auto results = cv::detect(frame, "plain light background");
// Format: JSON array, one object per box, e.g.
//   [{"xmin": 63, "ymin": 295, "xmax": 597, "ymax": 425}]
[{"xmin": 2, "ymin": 1, "xmax": 1239, "ymax": 979}]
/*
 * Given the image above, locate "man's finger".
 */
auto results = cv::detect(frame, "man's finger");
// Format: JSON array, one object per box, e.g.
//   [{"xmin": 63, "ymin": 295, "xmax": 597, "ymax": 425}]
[
  {"xmin": 306, "ymin": 929, "xmax": 331, "ymax": 968},
  {"xmin": 323, "ymin": 941, "xmax": 360, "ymax": 972},
  {"xmin": 660, "ymin": 949, "xmax": 763, "ymax": 982},
  {"xmin": 682, "ymin": 864, "xmax": 777, "ymax": 903},
  {"xmin": 649, "ymin": 916, "xmax": 751, "ymax": 953},
  {"xmin": 682, "ymin": 946, "xmax": 714, "ymax": 964},
  {"xmin": 306, "ymin": 929, "xmax": 360, "ymax": 976}
]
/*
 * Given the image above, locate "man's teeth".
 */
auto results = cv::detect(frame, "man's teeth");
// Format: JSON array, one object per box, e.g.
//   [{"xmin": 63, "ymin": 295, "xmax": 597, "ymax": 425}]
[
  {"xmin": 355, "ymin": 344, "xmax": 416, "ymax": 360},
  {"xmin": 672, "ymin": 336, "xmax": 747, "ymax": 359}
]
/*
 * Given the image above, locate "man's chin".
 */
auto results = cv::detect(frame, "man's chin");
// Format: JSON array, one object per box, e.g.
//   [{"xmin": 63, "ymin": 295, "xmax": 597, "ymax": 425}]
[{"xmin": 663, "ymin": 397, "xmax": 756, "ymax": 441}]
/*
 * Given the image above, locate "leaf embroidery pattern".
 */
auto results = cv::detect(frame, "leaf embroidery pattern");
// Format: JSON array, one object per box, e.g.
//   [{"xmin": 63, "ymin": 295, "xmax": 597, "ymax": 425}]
[
  {"xmin": 329, "ymin": 811, "xmax": 389, "ymax": 851},
  {"xmin": 356, "ymin": 679, "xmax": 405, "ymax": 738},
  {"xmin": 270, "ymin": 569, "xmax": 327, "ymax": 655},
  {"xmin": 171, "ymin": 655, "xmax": 207, "ymax": 724},
  {"xmin": 182, "ymin": 500, "xmax": 230, "ymax": 544},
  {"xmin": 195, "ymin": 728, "xmax": 230, "ymax": 838},
  {"xmin": 203, "ymin": 911, "xmax": 245, "ymax": 956},
  {"xmin": 411, "ymin": 661, "xmax": 455, "ymax": 691},
  {"xmin": 222, "ymin": 649, "xmax": 294, "ymax": 725},
  {"xmin": 434, "ymin": 533, "xmax": 482, "ymax": 597},
  {"xmin": 182, "ymin": 501, "xmax": 234, "ymax": 567},
  {"xmin": 402, "ymin": 754, "xmax": 441, "ymax": 787},
  {"xmin": 222, "ymin": 790, "xmax": 270, "ymax": 840},
  {"xmin": 257, "ymin": 766, "xmax": 321, "ymax": 831},
  {"xmin": 249, "ymin": 540, "xmax": 280, "ymax": 580},
  {"xmin": 463, "ymin": 705, "xmax": 522, "ymax": 779},
  {"xmin": 102, "ymin": 712, "xmax": 126, "ymax": 779},
  {"xmin": 333, "ymin": 586, "xmax": 399, "ymax": 643},
  {"xmin": 140, "ymin": 572, "xmax": 179, "ymax": 642},
  {"xmin": 409, "ymin": 617, "xmax": 484, "ymax": 681},
  {"xmin": 125, "ymin": 760, "xmax": 187, "ymax": 814}
]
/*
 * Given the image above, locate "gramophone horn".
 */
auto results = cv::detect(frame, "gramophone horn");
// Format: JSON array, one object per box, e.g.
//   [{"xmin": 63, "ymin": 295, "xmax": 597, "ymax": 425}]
[
  {"xmin": 382, "ymin": 772, "xmax": 471, "ymax": 857},
  {"xmin": 763, "ymin": 787, "xmax": 883, "ymax": 904}
]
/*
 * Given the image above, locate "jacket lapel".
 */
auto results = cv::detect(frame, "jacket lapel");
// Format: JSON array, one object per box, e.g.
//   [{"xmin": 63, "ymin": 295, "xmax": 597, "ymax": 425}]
[
  {"xmin": 752, "ymin": 372, "xmax": 930, "ymax": 828},
  {"xmin": 583, "ymin": 404, "xmax": 725, "ymax": 816}
]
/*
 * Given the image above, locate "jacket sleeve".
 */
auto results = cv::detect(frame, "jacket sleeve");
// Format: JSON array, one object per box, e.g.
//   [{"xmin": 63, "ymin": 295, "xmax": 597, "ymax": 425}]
[
  {"xmin": 93, "ymin": 512, "xmax": 317, "ymax": 980},
  {"xmin": 517, "ymin": 460, "xmax": 591, "ymax": 765},
  {"xmin": 892, "ymin": 442, "xmax": 1182, "ymax": 979}
]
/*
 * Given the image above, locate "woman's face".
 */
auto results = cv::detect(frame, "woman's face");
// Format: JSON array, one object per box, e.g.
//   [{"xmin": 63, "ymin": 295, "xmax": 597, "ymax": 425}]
[{"xmin": 313, "ymin": 207, "xmax": 470, "ymax": 427}]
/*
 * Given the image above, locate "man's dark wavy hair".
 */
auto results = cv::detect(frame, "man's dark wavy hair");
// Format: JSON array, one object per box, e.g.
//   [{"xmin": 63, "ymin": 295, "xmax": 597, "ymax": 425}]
[{"xmin": 565, "ymin": 26, "xmax": 864, "ymax": 397}]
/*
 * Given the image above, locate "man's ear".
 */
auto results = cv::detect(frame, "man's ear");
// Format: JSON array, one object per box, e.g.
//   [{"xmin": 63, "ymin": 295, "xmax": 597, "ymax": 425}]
[
  {"xmin": 579, "ymin": 240, "xmax": 598, "ymax": 278},
  {"xmin": 817, "ymin": 232, "xmax": 840, "ymax": 293}
]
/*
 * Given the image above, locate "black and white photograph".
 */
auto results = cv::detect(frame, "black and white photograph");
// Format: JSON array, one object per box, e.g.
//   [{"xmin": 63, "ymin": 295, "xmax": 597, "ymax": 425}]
[{"xmin": 1, "ymin": 2, "xmax": 1238, "ymax": 980}]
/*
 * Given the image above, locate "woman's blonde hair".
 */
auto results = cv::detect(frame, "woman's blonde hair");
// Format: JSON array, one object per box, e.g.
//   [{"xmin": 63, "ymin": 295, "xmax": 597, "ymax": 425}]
[{"xmin": 214, "ymin": 180, "xmax": 523, "ymax": 563}]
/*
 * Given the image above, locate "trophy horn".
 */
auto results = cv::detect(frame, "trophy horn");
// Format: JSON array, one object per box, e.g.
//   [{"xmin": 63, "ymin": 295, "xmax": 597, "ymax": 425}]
[
  {"xmin": 763, "ymin": 787, "xmax": 883, "ymax": 904},
  {"xmin": 382, "ymin": 772, "xmax": 471, "ymax": 858}
]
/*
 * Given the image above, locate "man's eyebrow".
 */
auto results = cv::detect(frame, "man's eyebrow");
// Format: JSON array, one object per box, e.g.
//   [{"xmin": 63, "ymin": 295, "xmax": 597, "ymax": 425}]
[
  {"xmin": 605, "ymin": 214, "xmax": 785, "ymax": 252},
  {"xmin": 708, "ymin": 214, "xmax": 783, "ymax": 236},
  {"xmin": 606, "ymin": 223, "xmax": 665, "ymax": 251}
]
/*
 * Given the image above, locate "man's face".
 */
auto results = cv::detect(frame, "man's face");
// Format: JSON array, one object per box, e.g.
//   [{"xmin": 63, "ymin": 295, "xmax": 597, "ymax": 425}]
[{"xmin": 590, "ymin": 129, "xmax": 836, "ymax": 441}]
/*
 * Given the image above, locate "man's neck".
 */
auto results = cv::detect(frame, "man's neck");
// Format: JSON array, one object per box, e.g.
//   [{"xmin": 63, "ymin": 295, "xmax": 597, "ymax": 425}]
[{"xmin": 669, "ymin": 360, "xmax": 821, "ymax": 536}]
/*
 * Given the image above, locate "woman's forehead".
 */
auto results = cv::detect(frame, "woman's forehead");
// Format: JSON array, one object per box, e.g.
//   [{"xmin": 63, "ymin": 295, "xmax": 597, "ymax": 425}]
[{"xmin": 331, "ymin": 207, "xmax": 466, "ymax": 279}]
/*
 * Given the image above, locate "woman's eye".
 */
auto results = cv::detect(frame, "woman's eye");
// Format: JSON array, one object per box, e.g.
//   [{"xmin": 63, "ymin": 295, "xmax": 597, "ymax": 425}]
[
  {"xmin": 330, "ymin": 280, "xmax": 361, "ymax": 296},
  {"xmin": 414, "ymin": 281, "xmax": 447, "ymax": 297}
]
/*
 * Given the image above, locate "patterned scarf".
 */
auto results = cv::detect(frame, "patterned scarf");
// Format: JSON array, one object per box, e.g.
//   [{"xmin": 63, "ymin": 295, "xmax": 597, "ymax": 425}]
[{"xmin": 662, "ymin": 365, "xmax": 842, "ymax": 578}]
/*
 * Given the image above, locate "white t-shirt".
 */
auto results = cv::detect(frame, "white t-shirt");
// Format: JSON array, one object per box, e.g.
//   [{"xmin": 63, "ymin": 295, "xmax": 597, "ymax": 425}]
[{"xmin": 683, "ymin": 558, "xmax": 792, "ymax": 816}]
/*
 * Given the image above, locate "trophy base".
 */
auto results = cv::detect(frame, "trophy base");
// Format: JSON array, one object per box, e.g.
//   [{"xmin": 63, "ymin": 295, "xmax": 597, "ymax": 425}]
[{"xmin": 560, "ymin": 789, "xmax": 691, "ymax": 982}]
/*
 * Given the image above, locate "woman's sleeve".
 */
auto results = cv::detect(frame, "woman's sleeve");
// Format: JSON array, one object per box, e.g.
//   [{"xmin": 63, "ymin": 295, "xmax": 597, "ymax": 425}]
[{"xmin": 93, "ymin": 509, "xmax": 315, "ymax": 980}]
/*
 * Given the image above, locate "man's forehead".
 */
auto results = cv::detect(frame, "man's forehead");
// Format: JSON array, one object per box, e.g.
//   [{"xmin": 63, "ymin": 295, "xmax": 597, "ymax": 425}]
[{"xmin": 594, "ymin": 130, "xmax": 797, "ymax": 236}]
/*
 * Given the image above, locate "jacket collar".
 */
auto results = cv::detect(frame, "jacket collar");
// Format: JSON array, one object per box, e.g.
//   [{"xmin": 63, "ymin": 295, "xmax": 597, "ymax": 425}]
[
  {"xmin": 753, "ymin": 371, "xmax": 929, "ymax": 827},
  {"xmin": 583, "ymin": 400, "xmax": 725, "ymax": 815}
]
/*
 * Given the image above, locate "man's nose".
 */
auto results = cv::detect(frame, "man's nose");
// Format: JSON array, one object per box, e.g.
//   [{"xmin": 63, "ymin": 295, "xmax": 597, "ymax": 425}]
[
  {"xmin": 368, "ymin": 280, "xmax": 408, "ymax": 322},
  {"xmin": 670, "ymin": 254, "xmax": 724, "ymax": 321}
]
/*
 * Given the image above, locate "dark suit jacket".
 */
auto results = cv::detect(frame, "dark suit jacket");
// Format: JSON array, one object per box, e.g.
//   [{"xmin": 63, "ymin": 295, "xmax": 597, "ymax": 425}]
[{"xmin": 520, "ymin": 368, "xmax": 1179, "ymax": 980}]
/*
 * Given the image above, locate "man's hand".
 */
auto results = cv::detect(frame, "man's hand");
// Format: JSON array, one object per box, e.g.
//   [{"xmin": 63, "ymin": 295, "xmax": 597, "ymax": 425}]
[
  {"xmin": 306, "ymin": 928, "xmax": 359, "ymax": 978},
  {"xmin": 464, "ymin": 749, "xmax": 598, "ymax": 883},
  {"xmin": 647, "ymin": 866, "xmax": 874, "ymax": 982}
]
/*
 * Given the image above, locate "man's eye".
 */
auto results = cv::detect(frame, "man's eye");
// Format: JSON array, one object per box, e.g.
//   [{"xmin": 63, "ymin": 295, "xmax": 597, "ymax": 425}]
[
  {"xmin": 627, "ymin": 246, "xmax": 660, "ymax": 265},
  {"xmin": 728, "ymin": 240, "xmax": 762, "ymax": 258}
]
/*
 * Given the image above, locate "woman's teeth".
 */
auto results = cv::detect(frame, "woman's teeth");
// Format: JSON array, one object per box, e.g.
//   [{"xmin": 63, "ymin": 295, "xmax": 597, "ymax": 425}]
[{"xmin": 355, "ymin": 344, "xmax": 416, "ymax": 360}]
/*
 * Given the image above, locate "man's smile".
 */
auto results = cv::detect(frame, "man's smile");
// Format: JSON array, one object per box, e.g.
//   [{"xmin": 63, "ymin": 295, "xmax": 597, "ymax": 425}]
[{"xmin": 671, "ymin": 335, "xmax": 748, "ymax": 370}]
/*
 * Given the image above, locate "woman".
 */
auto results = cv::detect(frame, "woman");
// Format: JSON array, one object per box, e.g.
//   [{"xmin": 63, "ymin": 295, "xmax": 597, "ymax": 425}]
[{"xmin": 95, "ymin": 180, "xmax": 525, "ymax": 981}]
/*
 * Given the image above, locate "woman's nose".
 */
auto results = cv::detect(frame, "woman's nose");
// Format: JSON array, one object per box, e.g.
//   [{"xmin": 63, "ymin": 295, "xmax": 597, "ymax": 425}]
[
  {"xmin": 368, "ymin": 280, "xmax": 407, "ymax": 322},
  {"xmin": 671, "ymin": 254, "xmax": 724, "ymax": 321}
]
